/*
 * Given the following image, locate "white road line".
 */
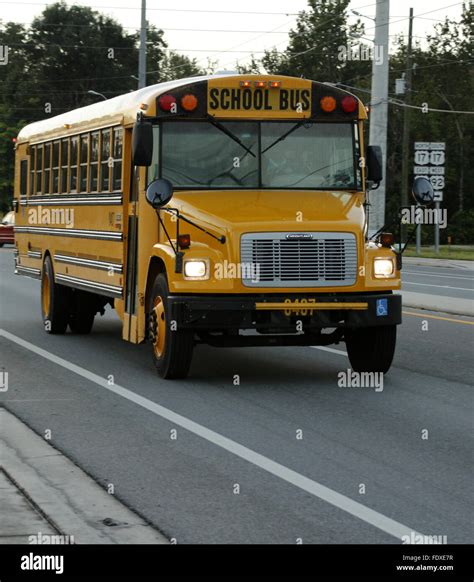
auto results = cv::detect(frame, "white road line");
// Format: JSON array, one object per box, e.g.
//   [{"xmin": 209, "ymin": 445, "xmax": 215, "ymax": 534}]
[
  {"xmin": 403, "ymin": 281, "xmax": 473, "ymax": 292},
  {"xmin": 0, "ymin": 328, "xmax": 424, "ymax": 541},
  {"xmin": 311, "ymin": 345, "xmax": 347, "ymax": 356},
  {"xmin": 403, "ymin": 271, "xmax": 473, "ymax": 281}
]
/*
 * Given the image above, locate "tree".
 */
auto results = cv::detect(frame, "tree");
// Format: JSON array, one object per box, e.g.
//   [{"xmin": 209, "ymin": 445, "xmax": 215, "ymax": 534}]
[
  {"xmin": 0, "ymin": 2, "xmax": 203, "ymax": 208},
  {"xmin": 385, "ymin": 2, "xmax": 474, "ymax": 242},
  {"xmin": 261, "ymin": 0, "xmax": 371, "ymax": 85}
]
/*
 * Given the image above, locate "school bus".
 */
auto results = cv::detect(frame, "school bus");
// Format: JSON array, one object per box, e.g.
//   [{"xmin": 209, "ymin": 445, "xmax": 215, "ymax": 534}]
[{"xmin": 13, "ymin": 73, "xmax": 402, "ymax": 379}]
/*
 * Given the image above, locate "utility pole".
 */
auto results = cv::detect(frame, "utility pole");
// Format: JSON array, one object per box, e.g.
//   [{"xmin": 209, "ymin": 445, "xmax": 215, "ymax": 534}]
[
  {"xmin": 138, "ymin": 0, "xmax": 147, "ymax": 89},
  {"xmin": 368, "ymin": 0, "xmax": 390, "ymax": 235},
  {"xmin": 401, "ymin": 8, "xmax": 414, "ymax": 245}
]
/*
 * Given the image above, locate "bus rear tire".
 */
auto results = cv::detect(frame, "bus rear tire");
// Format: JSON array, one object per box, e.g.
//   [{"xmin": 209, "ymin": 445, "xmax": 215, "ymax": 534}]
[
  {"xmin": 149, "ymin": 273, "xmax": 194, "ymax": 379},
  {"xmin": 41, "ymin": 255, "xmax": 70, "ymax": 334},
  {"xmin": 69, "ymin": 290, "xmax": 95, "ymax": 334},
  {"xmin": 345, "ymin": 325, "xmax": 397, "ymax": 374}
]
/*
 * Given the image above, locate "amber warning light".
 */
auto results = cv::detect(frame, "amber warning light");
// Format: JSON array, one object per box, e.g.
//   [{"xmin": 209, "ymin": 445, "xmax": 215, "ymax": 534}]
[{"xmin": 181, "ymin": 94, "xmax": 198, "ymax": 111}]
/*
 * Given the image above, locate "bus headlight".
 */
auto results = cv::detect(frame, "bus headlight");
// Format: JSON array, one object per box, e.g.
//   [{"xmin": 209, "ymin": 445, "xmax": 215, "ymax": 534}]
[
  {"xmin": 183, "ymin": 259, "xmax": 210, "ymax": 280},
  {"xmin": 373, "ymin": 257, "xmax": 395, "ymax": 278}
]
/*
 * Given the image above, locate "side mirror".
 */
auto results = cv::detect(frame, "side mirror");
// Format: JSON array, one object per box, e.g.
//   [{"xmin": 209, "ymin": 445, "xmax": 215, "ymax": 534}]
[
  {"xmin": 366, "ymin": 145, "xmax": 383, "ymax": 186},
  {"xmin": 132, "ymin": 118, "xmax": 153, "ymax": 166},
  {"xmin": 412, "ymin": 176, "xmax": 435, "ymax": 205},
  {"xmin": 146, "ymin": 179, "xmax": 173, "ymax": 209}
]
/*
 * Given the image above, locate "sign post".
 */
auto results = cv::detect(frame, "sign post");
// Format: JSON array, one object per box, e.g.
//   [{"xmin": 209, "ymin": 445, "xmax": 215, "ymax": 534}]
[{"xmin": 414, "ymin": 142, "xmax": 445, "ymax": 255}]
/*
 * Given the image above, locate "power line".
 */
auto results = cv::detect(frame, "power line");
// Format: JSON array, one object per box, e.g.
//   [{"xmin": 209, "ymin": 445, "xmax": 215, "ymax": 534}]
[
  {"xmin": 337, "ymin": 82, "xmax": 474, "ymax": 114},
  {"xmin": 344, "ymin": 53, "xmax": 473, "ymax": 86},
  {"xmin": 387, "ymin": 99, "xmax": 474, "ymax": 115},
  {"xmin": 0, "ymin": 1, "xmax": 300, "ymax": 15},
  {"xmin": 1, "ymin": 21, "xmax": 293, "ymax": 33},
  {"xmin": 5, "ymin": 42, "xmax": 276, "ymax": 53}
]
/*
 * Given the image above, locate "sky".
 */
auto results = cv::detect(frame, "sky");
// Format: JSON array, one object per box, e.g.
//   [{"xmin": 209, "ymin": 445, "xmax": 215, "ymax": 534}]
[{"xmin": 0, "ymin": 0, "xmax": 467, "ymax": 71}]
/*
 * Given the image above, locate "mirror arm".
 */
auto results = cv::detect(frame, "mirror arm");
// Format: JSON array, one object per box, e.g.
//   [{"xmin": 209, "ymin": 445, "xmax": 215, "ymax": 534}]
[
  {"xmin": 157, "ymin": 207, "xmax": 226, "ymax": 274},
  {"xmin": 157, "ymin": 211, "xmax": 177, "ymax": 254},
  {"xmin": 177, "ymin": 213, "xmax": 226, "ymax": 244},
  {"xmin": 162, "ymin": 208, "xmax": 226, "ymax": 245}
]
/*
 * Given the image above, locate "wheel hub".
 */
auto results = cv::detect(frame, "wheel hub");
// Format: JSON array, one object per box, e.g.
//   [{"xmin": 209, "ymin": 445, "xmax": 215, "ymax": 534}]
[{"xmin": 150, "ymin": 295, "xmax": 166, "ymax": 358}]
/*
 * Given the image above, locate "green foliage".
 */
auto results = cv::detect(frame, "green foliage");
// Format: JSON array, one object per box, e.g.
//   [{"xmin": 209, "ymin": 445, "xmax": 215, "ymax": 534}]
[
  {"xmin": 385, "ymin": 2, "xmax": 474, "ymax": 232},
  {"xmin": 261, "ymin": 0, "xmax": 371, "ymax": 85},
  {"xmin": 0, "ymin": 1, "xmax": 203, "ymax": 209},
  {"xmin": 445, "ymin": 210, "xmax": 474, "ymax": 245},
  {"xmin": 258, "ymin": 0, "xmax": 474, "ymax": 242}
]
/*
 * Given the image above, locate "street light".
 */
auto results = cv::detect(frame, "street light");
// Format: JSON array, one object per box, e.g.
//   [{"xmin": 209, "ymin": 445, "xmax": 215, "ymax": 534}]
[
  {"xmin": 351, "ymin": 10, "xmax": 376, "ymax": 22},
  {"xmin": 87, "ymin": 90, "xmax": 107, "ymax": 101}
]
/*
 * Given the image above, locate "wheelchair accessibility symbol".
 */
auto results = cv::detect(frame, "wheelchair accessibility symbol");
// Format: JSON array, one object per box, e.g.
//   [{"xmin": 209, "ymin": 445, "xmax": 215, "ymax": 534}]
[{"xmin": 376, "ymin": 298, "xmax": 388, "ymax": 317}]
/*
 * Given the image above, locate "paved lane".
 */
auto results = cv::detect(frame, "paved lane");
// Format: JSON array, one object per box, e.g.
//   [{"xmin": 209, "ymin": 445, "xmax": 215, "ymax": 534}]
[
  {"xmin": 1, "ymin": 249, "xmax": 473, "ymax": 544},
  {"xmin": 401, "ymin": 265, "xmax": 473, "ymax": 300}
]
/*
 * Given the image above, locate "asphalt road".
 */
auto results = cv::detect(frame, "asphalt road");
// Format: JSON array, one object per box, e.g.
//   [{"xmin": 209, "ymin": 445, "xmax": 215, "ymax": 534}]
[
  {"xmin": 401, "ymin": 264, "xmax": 473, "ymax": 300},
  {"xmin": 1, "ymin": 247, "xmax": 473, "ymax": 544}
]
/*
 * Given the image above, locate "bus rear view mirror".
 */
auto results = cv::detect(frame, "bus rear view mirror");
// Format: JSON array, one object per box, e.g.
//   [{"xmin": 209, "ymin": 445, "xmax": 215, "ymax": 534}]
[
  {"xmin": 132, "ymin": 118, "xmax": 153, "ymax": 166},
  {"xmin": 146, "ymin": 179, "xmax": 174, "ymax": 209},
  {"xmin": 412, "ymin": 176, "xmax": 435, "ymax": 205},
  {"xmin": 366, "ymin": 145, "xmax": 383, "ymax": 187}
]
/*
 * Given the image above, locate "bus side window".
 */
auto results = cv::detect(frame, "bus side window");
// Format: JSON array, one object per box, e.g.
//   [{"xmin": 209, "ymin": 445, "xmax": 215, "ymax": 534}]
[
  {"xmin": 20, "ymin": 159, "xmax": 28, "ymax": 197},
  {"xmin": 60, "ymin": 138, "xmax": 69, "ymax": 193},
  {"xmin": 70, "ymin": 137, "xmax": 78, "ymax": 193},
  {"xmin": 52, "ymin": 141, "xmax": 60, "ymax": 194},
  {"xmin": 79, "ymin": 134, "xmax": 89, "ymax": 192},
  {"xmin": 100, "ymin": 129, "xmax": 111, "ymax": 192},
  {"xmin": 35, "ymin": 144, "xmax": 43, "ymax": 194},
  {"xmin": 44, "ymin": 143, "xmax": 51, "ymax": 194},
  {"xmin": 90, "ymin": 132, "xmax": 99, "ymax": 192},
  {"xmin": 112, "ymin": 128, "xmax": 123, "ymax": 191},
  {"xmin": 29, "ymin": 146, "xmax": 36, "ymax": 196}
]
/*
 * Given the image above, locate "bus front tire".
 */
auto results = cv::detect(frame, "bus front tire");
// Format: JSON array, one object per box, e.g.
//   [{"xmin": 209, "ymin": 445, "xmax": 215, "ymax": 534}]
[
  {"xmin": 345, "ymin": 325, "xmax": 397, "ymax": 374},
  {"xmin": 149, "ymin": 273, "xmax": 194, "ymax": 380},
  {"xmin": 41, "ymin": 256, "xmax": 70, "ymax": 334}
]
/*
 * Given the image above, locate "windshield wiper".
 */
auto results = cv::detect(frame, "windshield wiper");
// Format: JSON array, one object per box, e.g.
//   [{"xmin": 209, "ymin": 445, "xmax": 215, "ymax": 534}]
[
  {"xmin": 206, "ymin": 115, "xmax": 256, "ymax": 158},
  {"xmin": 261, "ymin": 119, "xmax": 308, "ymax": 154}
]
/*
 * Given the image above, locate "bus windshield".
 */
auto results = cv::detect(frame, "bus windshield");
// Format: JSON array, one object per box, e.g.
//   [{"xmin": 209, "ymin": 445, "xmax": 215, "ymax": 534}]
[{"xmin": 160, "ymin": 121, "xmax": 359, "ymax": 190}]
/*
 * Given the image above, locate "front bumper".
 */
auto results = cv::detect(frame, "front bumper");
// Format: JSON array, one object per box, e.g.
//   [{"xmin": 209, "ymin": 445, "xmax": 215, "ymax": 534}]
[{"xmin": 168, "ymin": 292, "xmax": 402, "ymax": 330}]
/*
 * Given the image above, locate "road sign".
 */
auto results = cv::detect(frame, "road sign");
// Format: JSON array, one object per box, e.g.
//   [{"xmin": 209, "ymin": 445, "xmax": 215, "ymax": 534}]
[
  {"xmin": 414, "ymin": 150, "xmax": 430, "ymax": 165},
  {"xmin": 430, "ymin": 175, "xmax": 445, "ymax": 190},
  {"xmin": 430, "ymin": 151, "xmax": 445, "ymax": 166},
  {"xmin": 414, "ymin": 141, "xmax": 445, "ymax": 150},
  {"xmin": 413, "ymin": 142, "xmax": 446, "ymax": 195},
  {"xmin": 413, "ymin": 141, "xmax": 446, "ymax": 254}
]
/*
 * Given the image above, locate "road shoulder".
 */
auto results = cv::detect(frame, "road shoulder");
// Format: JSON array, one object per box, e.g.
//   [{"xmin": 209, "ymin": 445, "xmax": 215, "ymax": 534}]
[{"xmin": 0, "ymin": 407, "xmax": 168, "ymax": 544}]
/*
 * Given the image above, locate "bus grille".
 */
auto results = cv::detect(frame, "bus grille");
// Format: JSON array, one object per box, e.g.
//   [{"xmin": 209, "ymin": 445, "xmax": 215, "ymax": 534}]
[{"xmin": 240, "ymin": 232, "xmax": 358, "ymax": 287}]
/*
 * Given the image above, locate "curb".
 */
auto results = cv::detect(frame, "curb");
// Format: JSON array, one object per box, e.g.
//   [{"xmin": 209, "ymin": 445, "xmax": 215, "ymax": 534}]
[
  {"xmin": 401, "ymin": 291, "xmax": 474, "ymax": 318},
  {"xmin": 403, "ymin": 257, "xmax": 474, "ymax": 270},
  {"xmin": 0, "ymin": 408, "xmax": 168, "ymax": 545}
]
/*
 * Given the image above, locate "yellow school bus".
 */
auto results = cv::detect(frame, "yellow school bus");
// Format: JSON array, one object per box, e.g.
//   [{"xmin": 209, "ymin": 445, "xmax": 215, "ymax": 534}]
[{"xmin": 13, "ymin": 73, "xmax": 401, "ymax": 379}]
